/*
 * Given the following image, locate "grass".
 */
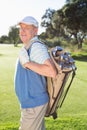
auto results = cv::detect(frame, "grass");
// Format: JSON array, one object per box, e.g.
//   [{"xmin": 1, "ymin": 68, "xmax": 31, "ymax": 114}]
[{"xmin": 0, "ymin": 44, "xmax": 87, "ymax": 130}]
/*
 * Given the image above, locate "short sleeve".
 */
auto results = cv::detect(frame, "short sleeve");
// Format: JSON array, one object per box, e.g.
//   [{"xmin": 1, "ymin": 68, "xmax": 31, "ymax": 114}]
[{"xmin": 30, "ymin": 42, "xmax": 50, "ymax": 64}]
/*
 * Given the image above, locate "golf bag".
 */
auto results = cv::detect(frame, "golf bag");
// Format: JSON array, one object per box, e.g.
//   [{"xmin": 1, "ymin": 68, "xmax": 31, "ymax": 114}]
[{"xmin": 45, "ymin": 46, "xmax": 77, "ymax": 119}]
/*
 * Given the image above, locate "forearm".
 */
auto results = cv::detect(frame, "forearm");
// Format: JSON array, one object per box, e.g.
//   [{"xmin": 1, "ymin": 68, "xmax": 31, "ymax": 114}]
[{"xmin": 24, "ymin": 60, "xmax": 57, "ymax": 78}]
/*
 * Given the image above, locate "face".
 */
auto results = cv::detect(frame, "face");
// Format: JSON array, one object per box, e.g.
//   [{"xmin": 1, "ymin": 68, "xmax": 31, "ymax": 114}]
[{"xmin": 19, "ymin": 23, "xmax": 38, "ymax": 44}]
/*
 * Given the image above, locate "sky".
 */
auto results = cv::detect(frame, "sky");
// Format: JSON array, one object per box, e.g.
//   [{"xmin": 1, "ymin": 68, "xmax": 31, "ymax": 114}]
[{"xmin": 0, "ymin": 0, "xmax": 65, "ymax": 36}]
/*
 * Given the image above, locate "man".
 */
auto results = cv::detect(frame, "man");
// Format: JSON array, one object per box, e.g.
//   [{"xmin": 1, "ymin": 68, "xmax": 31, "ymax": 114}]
[{"xmin": 14, "ymin": 16, "xmax": 57, "ymax": 130}]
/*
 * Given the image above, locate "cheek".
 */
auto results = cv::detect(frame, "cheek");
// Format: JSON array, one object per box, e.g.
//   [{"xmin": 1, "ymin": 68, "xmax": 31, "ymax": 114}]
[
  {"xmin": 29, "ymin": 30, "xmax": 33, "ymax": 35},
  {"xmin": 27, "ymin": 30, "xmax": 34, "ymax": 37},
  {"xmin": 19, "ymin": 32, "xmax": 22, "ymax": 39},
  {"xmin": 19, "ymin": 30, "xmax": 23, "ymax": 37}
]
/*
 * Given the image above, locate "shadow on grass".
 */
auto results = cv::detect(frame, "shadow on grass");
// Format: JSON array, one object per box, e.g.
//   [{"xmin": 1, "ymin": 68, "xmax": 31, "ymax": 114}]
[
  {"xmin": 0, "ymin": 126, "xmax": 19, "ymax": 130},
  {"xmin": 0, "ymin": 54, "xmax": 4, "ymax": 56},
  {"xmin": 0, "ymin": 124, "xmax": 19, "ymax": 130},
  {"xmin": 73, "ymin": 54, "xmax": 87, "ymax": 62},
  {"xmin": 0, "ymin": 127, "xmax": 18, "ymax": 130}
]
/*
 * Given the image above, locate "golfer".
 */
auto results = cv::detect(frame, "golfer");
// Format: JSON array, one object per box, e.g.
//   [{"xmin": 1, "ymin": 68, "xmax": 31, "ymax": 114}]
[{"xmin": 14, "ymin": 16, "xmax": 57, "ymax": 130}]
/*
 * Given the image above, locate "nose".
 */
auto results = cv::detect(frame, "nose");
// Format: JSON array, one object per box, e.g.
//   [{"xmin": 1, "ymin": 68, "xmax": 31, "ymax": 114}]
[{"xmin": 20, "ymin": 28, "xmax": 25, "ymax": 32}]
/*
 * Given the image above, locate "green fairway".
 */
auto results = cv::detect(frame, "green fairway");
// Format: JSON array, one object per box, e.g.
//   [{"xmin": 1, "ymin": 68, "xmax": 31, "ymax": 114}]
[{"xmin": 0, "ymin": 44, "xmax": 87, "ymax": 130}]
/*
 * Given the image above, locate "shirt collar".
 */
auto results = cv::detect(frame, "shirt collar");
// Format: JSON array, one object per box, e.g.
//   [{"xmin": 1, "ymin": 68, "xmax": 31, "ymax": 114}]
[{"xmin": 24, "ymin": 36, "xmax": 39, "ymax": 50}]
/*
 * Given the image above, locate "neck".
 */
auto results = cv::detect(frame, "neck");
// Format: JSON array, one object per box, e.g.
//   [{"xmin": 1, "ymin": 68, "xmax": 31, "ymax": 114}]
[{"xmin": 24, "ymin": 35, "xmax": 38, "ymax": 50}]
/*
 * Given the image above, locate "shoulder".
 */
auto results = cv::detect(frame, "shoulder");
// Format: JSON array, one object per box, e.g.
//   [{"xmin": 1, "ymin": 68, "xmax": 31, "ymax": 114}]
[
  {"xmin": 29, "ymin": 41, "xmax": 50, "ymax": 64},
  {"xmin": 31, "ymin": 41, "xmax": 48, "ymax": 51}
]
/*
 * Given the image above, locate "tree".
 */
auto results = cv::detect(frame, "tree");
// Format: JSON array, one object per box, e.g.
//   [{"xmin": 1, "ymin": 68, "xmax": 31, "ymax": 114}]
[
  {"xmin": 66, "ymin": 0, "xmax": 78, "ymax": 3},
  {"xmin": 52, "ymin": 9, "xmax": 66, "ymax": 37},
  {"xmin": 0, "ymin": 35, "xmax": 9, "ymax": 44},
  {"xmin": 41, "ymin": 0, "xmax": 87, "ymax": 49},
  {"xmin": 8, "ymin": 25, "xmax": 20, "ymax": 46},
  {"xmin": 63, "ymin": 0, "xmax": 87, "ymax": 48},
  {"xmin": 41, "ymin": 8, "xmax": 55, "ymax": 27},
  {"xmin": 41, "ymin": 8, "xmax": 56, "ymax": 38}
]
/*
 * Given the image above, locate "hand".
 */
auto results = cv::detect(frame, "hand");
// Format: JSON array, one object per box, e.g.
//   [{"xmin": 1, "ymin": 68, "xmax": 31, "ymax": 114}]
[{"xmin": 19, "ymin": 47, "xmax": 29, "ymax": 67}]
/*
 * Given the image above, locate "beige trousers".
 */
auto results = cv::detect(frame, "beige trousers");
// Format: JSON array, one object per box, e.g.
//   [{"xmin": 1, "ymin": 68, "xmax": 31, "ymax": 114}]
[{"xmin": 19, "ymin": 103, "xmax": 48, "ymax": 130}]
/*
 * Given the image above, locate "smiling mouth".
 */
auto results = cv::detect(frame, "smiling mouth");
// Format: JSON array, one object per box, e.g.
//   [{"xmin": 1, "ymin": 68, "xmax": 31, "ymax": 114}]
[
  {"xmin": 21, "ymin": 35, "xmax": 27, "ymax": 38},
  {"xmin": 22, "ymin": 35, "xmax": 26, "ymax": 36}
]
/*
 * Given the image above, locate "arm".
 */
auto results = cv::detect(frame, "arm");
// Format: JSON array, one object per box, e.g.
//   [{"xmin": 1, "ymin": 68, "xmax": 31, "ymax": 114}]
[
  {"xmin": 24, "ymin": 58, "xmax": 57, "ymax": 78},
  {"xmin": 19, "ymin": 44, "xmax": 57, "ymax": 78}
]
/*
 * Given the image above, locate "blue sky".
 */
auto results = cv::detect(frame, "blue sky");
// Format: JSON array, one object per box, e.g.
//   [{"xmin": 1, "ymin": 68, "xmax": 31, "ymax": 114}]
[{"xmin": 0, "ymin": 0, "xmax": 65, "ymax": 36}]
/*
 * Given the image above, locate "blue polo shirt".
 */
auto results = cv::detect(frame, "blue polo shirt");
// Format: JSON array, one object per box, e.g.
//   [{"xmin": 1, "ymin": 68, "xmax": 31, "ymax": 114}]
[{"xmin": 14, "ymin": 38, "xmax": 50, "ymax": 108}]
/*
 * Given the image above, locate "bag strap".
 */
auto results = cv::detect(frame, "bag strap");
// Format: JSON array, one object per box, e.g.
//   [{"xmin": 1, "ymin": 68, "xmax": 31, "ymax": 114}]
[{"xmin": 27, "ymin": 40, "xmax": 47, "ymax": 54}]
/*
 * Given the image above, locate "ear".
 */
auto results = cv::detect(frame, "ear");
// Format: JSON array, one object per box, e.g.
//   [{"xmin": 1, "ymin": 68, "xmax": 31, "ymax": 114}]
[{"xmin": 34, "ymin": 27, "xmax": 38, "ymax": 35}]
